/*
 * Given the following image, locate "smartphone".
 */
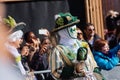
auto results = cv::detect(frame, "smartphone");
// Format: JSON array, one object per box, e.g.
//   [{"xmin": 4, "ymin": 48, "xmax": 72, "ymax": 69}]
[{"xmin": 38, "ymin": 29, "xmax": 48, "ymax": 35}]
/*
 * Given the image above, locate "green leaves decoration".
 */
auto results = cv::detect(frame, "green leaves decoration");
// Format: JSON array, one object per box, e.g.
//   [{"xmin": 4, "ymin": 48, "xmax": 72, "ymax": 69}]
[{"xmin": 4, "ymin": 16, "xmax": 17, "ymax": 28}]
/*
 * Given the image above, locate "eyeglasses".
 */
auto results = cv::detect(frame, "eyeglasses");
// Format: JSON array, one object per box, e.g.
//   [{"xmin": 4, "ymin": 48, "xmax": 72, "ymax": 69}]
[
  {"xmin": 77, "ymin": 33, "xmax": 83, "ymax": 35},
  {"xmin": 88, "ymin": 29, "xmax": 95, "ymax": 31}
]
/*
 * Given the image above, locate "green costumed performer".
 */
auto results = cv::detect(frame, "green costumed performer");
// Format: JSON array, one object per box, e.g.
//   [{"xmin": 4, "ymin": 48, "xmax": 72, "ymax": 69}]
[
  {"xmin": 50, "ymin": 13, "xmax": 105, "ymax": 80},
  {"xmin": 4, "ymin": 16, "xmax": 26, "ymax": 76}
]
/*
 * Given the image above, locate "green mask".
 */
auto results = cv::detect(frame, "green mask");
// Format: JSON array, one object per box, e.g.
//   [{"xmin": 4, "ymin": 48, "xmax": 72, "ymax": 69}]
[{"xmin": 67, "ymin": 25, "xmax": 77, "ymax": 39}]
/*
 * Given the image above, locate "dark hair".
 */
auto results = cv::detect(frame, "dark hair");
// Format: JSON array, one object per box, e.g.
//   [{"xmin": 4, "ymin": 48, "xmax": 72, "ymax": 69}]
[
  {"xmin": 50, "ymin": 32, "xmax": 60, "ymax": 46},
  {"xmin": 24, "ymin": 31, "xmax": 31, "ymax": 42},
  {"xmin": 84, "ymin": 23, "xmax": 94, "ymax": 30},
  {"xmin": 24, "ymin": 31, "xmax": 36, "ymax": 43},
  {"xmin": 40, "ymin": 36, "xmax": 50, "ymax": 44}
]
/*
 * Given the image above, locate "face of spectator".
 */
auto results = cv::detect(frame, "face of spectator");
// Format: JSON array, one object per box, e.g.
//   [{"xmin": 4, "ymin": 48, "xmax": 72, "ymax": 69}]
[
  {"xmin": 21, "ymin": 45, "xmax": 29, "ymax": 56},
  {"xmin": 42, "ymin": 38, "xmax": 51, "ymax": 48},
  {"xmin": 101, "ymin": 43, "xmax": 109, "ymax": 54},
  {"xmin": 84, "ymin": 25, "xmax": 95, "ymax": 37},
  {"xmin": 77, "ymin": 29, "xmax": 83, "ymax": 40},
  {"xmin": 29, "ymin": 32, "xmax": 36, "ymax": 39},
  {"xmin": 14, "ymin": 38, "xmax": 23, "ymax": 48},
  {"xmin": 40, "ymin": 38, "xmax": 51, "ymax": 54},
  {"xmin": 27, "ymin": 32, "xmax": 37, "ymax": 43}
]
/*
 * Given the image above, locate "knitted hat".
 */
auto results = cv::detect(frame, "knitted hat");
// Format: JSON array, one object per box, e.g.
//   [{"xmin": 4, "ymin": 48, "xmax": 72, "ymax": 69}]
[{"xmin": 52, "ymin": 12, "xmax": 80, "ymax": 32}]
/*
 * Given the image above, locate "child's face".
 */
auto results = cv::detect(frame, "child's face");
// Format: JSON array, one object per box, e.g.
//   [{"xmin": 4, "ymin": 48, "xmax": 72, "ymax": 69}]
[
  {"xmin": 101, "ymin": 43, "xmax": 109, "ymax": 54},
  {"xmin": 21, "ymin": 46, "xmax": 29, "ymax": 56}
]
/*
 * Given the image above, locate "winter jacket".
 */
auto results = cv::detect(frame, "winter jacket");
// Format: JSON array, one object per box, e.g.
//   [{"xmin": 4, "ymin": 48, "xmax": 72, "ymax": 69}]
[{"xmin": 93, "ymin": 44, "xmax": 120, "ymax": 70}]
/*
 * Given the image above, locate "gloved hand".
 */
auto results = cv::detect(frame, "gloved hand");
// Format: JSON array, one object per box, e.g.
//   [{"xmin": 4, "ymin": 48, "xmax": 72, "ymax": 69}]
[{"xmin": 77, "ymin": 47, "xmax": 88, "ymax": 61}]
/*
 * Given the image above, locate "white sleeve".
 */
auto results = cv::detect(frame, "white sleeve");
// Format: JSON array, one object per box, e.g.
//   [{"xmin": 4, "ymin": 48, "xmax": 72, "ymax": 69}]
[
  {"xmin": 6, "ymin": 44, "xmax": 20, "ymax": 57},
  {"xmin": 17, "ymin": 61, "xmax": 26, "ymax": 75},
  {"xmin": 6, "ymin": 44, "xmax": 26, "ymax": 75}
]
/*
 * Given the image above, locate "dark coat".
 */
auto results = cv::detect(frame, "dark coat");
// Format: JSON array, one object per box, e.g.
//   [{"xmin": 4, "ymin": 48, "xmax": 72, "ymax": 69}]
[
  {"xmin": 106, "ymin": 14, "xmax": 120, "ymax": 31},
  {"xmin": 29, "ymin": 52, "xmax": 48, "ymax": 71}
]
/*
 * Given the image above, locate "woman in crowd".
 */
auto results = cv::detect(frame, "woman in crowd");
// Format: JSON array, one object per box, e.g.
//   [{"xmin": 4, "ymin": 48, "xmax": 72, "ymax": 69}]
[
  {"xmin": 76, "ymin": 27, "xmax": 84, "ymax": 41},
  {"xmin": 29, "ymin": 36, "xmax": 52, "ymax": 80},
  {"xmin": 24, "ymin": 31, "xmax": 41, "ymax": 61},
  {"xmin": 93, "ymin": 39, "xmax": 120, "ymax": 70}
]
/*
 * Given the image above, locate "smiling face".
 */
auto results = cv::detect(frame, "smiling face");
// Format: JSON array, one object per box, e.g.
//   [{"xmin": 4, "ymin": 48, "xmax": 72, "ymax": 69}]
[
  {"xmin": 41, "ymin": 38, "xmax": 51, "ymax": 48},
  {"xmin": 101, "ymin": 43, "xmax": 109, "ymax": 54},
  {"xmin": 13, "ymin": 38, "xmax": 23, "ymax": 48},
  {"xmin": 24, "ymin": 31, "xmax": 37, "ymax": 43},
  {"xmin": 8, "ymin": 30, "xmax": 24, "ymax": 48},
  {"xmin": 94, "ymin": 39, "xmax": 110, "ymax": 54},
  {"xmin": 77, "ymin": 28, "xmax": 83, "ymax": 40},
  {"xmin": 21, "ymin": 45, "xmax": 29, "ymax": 56},
  {"xmin": 84, "ymin": 25, "xmax": 95, "ymax": 38}
]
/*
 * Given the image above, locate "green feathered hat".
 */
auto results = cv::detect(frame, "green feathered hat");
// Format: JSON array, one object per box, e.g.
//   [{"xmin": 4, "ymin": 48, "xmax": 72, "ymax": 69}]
[
  {"xmin": 4, "ymin": 16, "xmax": 26, "ymax": 33},
  {"xmin": 52, "ymin": 12, "xmax": 80, "ymax": 32},
  {"xmin": 3, "ymin": 16, "xmax": 26, "ymax": 42}
]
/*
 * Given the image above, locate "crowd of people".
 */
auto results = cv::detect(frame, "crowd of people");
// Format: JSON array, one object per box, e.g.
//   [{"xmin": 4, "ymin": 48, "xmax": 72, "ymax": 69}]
[{"xmin": 0, "ymin": 11, "xmax": 120, "ymax": 80}]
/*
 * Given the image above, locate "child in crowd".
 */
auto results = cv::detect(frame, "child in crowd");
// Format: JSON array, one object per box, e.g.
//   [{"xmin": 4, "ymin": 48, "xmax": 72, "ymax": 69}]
[
  {"xmin": 93, "ymin": 39, "xmax": 120, "ymax": 70},
  {"xmin": 29, "ymin": 36, "xmax": 52, "ymax": 80}
]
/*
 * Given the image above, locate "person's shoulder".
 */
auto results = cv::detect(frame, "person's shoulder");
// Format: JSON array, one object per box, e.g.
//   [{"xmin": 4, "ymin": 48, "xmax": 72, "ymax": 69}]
[
  {"xmin": 57, "ymin": 44, "xmax": 65, "ymax": 49},
  {"xmin": 55, "ymin": 44, "xmax": 68, "ymax": 52},
  {"xmin": 94, "ymin": 34, "xmax": 101, "ymax": 39},
  {"xmin": 93, "ymin": 50, "xmax": 102, "ymax": 56}
]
